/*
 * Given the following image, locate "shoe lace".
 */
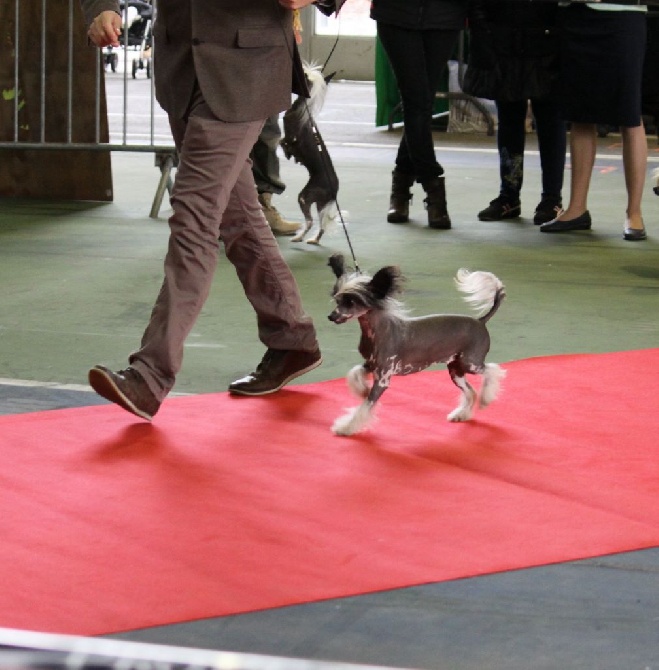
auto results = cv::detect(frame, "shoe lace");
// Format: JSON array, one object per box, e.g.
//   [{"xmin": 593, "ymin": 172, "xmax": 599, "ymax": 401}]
[{"xmin": 256, "ymin": 349, "xmax": 282, "ymax": 372}]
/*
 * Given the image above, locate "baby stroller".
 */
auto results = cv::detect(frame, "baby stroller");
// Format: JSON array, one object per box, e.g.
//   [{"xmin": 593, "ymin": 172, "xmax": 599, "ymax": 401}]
[{"xmin": 102, "ymin": 0, "xmax": 153, "ymax": 78}]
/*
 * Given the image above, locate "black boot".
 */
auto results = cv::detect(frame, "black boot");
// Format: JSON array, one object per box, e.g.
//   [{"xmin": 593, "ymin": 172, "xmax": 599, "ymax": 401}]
[
  {"xmin": 387, "ymin": 169, "xmax": 415, "ymax": 223},
  {"xmin": 422, "ymin": 176, "xmax": 451, "ymax": 229}
]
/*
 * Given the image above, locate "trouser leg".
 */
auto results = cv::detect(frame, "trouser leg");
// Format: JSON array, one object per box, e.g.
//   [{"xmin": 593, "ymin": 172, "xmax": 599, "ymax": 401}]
[
  {"xmin": 221, "ymin": 162, "xmax": 318, "ymax": 352},
  {"xmin": 129, "ymin": 99, "xmax": 316, "ymax": 400},
  {"xmin": 251, "ymin": 114, "xmax": 286, "ymax": 195},
  {"xmin": 377, "ymin": 23, "xmax": 459, "ymax": 181},
  {"xmin": 531, "ymin": 97, "xmax": 567, "ymax": 198},
  {"xmin": 495, "ymin": 99, "xmax": 527, "ymax": 200}
]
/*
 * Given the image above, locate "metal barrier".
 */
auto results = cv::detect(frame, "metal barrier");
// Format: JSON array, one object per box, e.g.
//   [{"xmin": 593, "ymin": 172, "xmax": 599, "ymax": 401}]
[
  {"xmin": 0, "ymin": 628, "xmax": 417, "ymax": 670},
  {"xmin": 0, "ymin": 0, "xmax": 175, "ymax": 218}
]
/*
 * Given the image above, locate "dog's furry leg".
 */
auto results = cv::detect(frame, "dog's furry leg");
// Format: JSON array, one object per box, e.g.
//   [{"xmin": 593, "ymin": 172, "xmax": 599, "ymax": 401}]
[
  {"xmin": 307, "ymin": 201, "xmax": 338, "ymax": 245},
  {"xmin": 333, "ymin": 372, "xmax": 387, "ymax": 436},
  {"xmin": 447, "ymin": 359, "xmax": 477, "ymax": 422},
  {"xmin": 332, "ymin": 401, "xmax": 375, "ymax": 436},
  {"xmin": 291, "ymin": 195, "xmax": 313, "ymax": 242},
  {"xmin": 480, "ymin": 363, "xmax": 506, "ymax": 408},
  {"xmin": 347, "ymin": 364, "xmax": 370, "ymax": 398},
  {"xmin": 447, "ymin": 381, "xmax": 477, "ymax": 422}
]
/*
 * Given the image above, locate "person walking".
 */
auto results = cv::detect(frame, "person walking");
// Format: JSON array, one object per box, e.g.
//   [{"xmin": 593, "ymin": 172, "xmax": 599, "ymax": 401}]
[
  {"xmin": 81, "ymin": 0, "xmax": 344, "ymax": 420},
  {"xmin": 373, "ymin": 0, "xmax": 469, "ymax": 230}
]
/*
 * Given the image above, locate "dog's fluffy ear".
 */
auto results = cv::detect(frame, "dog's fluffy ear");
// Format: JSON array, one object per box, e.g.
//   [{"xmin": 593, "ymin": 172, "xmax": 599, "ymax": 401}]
[
  {"xmin": 328, "ymin": 253, "xmax": 346, "ymax": 279},
  {"xmin": 369, "ymin": 266, "xmax": 403, "ymax": 300}
]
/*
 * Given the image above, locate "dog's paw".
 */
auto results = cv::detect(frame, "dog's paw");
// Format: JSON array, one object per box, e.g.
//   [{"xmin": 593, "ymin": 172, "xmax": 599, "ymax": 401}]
[
  {"xmin": 306, "ymin": 238, "xmax": 321, "ymax": 246},
  {"xmin": 332, "ymin": 403, "xmax": 373, "ymax": 436},
  {"xmin": 291, "ymin": 233, "xmax": 305, "ymax": 243},
  {"xmin": 332, "ymin": 412, "xmax": 358, "ymax": 436},
  {"xmin": 447, "ymin": 407, "xmax": 473, "ymax": 422}
]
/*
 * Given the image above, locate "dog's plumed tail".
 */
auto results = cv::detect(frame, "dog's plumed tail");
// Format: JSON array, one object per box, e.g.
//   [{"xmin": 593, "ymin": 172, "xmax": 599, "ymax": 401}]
[{"xmin": 454, "ymin": 269, "xmax": 505, "ymax": 323}]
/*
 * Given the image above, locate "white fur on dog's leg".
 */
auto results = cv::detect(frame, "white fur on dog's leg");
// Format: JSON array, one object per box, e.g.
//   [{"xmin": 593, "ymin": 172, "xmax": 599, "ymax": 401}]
[
  {"xmin": 291, "ymin": 227, "xmax": 308, "ymax": 243},
  {"xmin": 332, "ymin": 402, "xmax": 375, "ymax": 436},
  {"xmin": 291, "ymin": 217, "xmax": 313, "ymax": 243},
  {"xmin": 447, "ymin": 385, "xmax": 477, "ymax": 422},
  {"xmin": 480, "ymin": 363, "xmax": 506, "ymax": 408},
  {"xmin": 346, "ymin": 365, "xmax": 369, "ymax": 398},
  {"xmin": 447, "ymin": 404, "xmax": 472, "ymax": 422}
]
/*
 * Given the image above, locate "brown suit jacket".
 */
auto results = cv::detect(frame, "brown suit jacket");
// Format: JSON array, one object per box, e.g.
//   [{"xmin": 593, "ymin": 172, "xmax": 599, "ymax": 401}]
[{"xmin": 80, "ymin": 0, "xmax": 345, "ymax": 122}]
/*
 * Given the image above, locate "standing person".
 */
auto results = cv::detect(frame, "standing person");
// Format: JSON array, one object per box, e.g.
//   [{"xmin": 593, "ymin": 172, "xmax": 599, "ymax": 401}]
[
  {"xmin": 373, "ymin": 0, "xmax": 469, "ymax": 230},
  {"xmin": 81, "ymin": 0, "xmax": 344, "ymax": 421},
  {"xmin": 252, "ymin": 115, "xmax": 300, "ymax": 236},
  {"xmin": 464, "ymin": 0, "xmax": 567, "ymax": 225},
  {"xmin": 540, "ymin": 1, "xmax": 648, "ymax": 241}
]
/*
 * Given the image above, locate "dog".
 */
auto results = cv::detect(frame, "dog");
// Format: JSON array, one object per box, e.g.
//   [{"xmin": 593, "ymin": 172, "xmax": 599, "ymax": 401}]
[
  {"xmin": 327, "ymin": 253, "xmax": 506, "ymax": 436},
  {"xmin": 280, "ymin": 64, "xmax": 339, "ymax": 245},
  {"xmin": 653, "ymin": 167, "xmax": 659, "ymax": 196}
]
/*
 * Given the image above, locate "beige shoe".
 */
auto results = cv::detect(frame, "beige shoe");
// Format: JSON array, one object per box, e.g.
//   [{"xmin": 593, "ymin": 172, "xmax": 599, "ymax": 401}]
[{"xmin": 258, "ymin": 192, "xmax": 300, "ymax": 235}]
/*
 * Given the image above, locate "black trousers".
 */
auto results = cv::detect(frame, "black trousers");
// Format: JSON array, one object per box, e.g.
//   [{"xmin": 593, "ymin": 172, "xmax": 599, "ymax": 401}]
[{"xmin": 377, "ymin": 22, "xmax": 460, "ymax": 182}]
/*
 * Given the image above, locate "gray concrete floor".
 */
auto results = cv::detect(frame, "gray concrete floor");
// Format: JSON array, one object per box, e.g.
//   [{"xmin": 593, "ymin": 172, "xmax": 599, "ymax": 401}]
[{"xmin": 1, "ymin": 80, "xmax": 659, "ymax": 669}]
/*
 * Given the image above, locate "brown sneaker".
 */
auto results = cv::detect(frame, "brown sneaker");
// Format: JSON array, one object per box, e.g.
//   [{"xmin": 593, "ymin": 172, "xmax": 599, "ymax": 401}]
[
  {"xmin": 88, "ymin": 365, "xmax": 161, "ymax": 420},
  {"xmin": 228, "ymin": 347, "xmax": 322, "ymax": 396},
  {"xmin": 258, "ymin": 192, "xmax": 300, "ymax": 236}
]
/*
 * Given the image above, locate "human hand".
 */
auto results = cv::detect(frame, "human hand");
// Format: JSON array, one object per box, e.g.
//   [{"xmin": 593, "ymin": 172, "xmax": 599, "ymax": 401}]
[
  {"xmin": 87, "ymin": 11, "xmax": 123, "ymax": 48},
  {"xmin": 278, "ymin": 0, "xmax": 317, "ymax": 9}
]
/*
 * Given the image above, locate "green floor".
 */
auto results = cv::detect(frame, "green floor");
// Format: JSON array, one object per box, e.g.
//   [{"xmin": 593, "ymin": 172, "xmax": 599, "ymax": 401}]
[
  {"xmin": 1, "ymin": 135, "xmax": 658, "ymax": 395},
  {"xmin": 2, "ymin": 82, "xmax": 659, "ymax": 668}
]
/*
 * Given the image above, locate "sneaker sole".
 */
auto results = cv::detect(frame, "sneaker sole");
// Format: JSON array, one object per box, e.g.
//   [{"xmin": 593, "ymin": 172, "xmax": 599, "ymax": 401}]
[
  {"xmin": 88, "ymin": 367, "xmax": 154, "ymax": 421},
  {"xmin": 478, "ymin": 209, "xmax": 521, "ymax": 222},
  {"xmin": 229, "ymin": 356, "xmax": 323, "ymax": 397}
]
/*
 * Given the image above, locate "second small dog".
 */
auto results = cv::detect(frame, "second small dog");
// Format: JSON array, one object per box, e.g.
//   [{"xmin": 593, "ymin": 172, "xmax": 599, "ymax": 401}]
[
  {"xmin": 281, "ymin": 64, "xmax": 339, "ymax": 245},
  {"xmin": 327, "ymin": 254, "xmax": 506, "ymax": 436}
]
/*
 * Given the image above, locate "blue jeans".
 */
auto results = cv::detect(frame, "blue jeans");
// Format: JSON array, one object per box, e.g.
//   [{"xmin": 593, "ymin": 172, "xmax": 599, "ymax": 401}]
[{"xmin": 495, "ymin": 98, "xmax": 566, "ymax": 202}]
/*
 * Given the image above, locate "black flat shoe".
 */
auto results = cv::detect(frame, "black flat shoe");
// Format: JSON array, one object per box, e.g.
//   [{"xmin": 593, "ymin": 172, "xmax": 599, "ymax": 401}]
[
  {"xmin": 623, "ymin": 219, "xmax": 647, "ymax": 241},
  {"xmin": 540, "ymin": 211, "xmax": 592, "ymax": 233}
]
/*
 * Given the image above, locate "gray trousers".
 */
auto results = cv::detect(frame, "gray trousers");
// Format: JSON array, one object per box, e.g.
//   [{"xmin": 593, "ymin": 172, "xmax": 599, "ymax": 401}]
[
  {"xmin": 129, "ymin": 91, "xmax": 318, "ymax": 401},
  {"xmin": 251, "ymin": 114, "xmax": 286, "ymax": 195}
]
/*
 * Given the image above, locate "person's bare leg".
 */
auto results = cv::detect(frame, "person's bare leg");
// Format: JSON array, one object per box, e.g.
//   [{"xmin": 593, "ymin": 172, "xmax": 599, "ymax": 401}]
[
  {"xmin": 560, "ymin": 122, "xmax": 597, "ymax": 220},
  {"xmin": 621, "ymin": 123, "xmax": 647, "ymax": 230}
]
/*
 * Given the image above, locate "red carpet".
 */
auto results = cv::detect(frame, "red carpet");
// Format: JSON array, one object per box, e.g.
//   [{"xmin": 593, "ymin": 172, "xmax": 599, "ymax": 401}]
[{"xmin": 1, "ymin": 349, "xmax": 659, "ymax": 636}]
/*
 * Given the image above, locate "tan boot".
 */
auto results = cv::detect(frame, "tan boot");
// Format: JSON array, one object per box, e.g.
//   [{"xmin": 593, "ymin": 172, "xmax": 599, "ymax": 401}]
[{"xmin": 258, "ymin": 192, "xmax": 299, "ymax": 236}]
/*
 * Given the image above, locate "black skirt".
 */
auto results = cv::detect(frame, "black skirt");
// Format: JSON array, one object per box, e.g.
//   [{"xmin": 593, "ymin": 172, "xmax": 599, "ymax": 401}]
[{"xmin": 558, "ymin": 4, "xmax": 647, "ymax": 127}]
